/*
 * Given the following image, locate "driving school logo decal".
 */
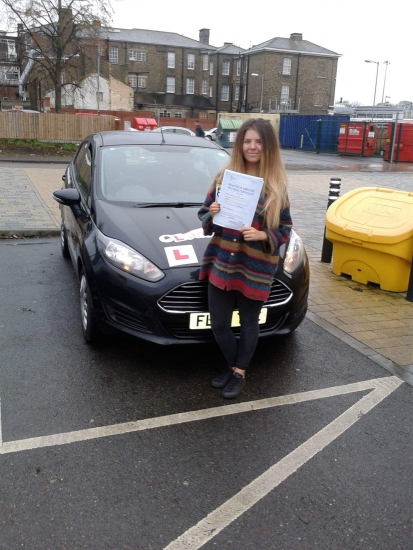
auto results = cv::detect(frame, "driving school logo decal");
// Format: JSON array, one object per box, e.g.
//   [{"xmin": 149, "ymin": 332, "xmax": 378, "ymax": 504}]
[
  {"xmin": 164, "ymin": 245, "xmax": 198, "ymax": 267},
  {"xmin": 159, "ymin": 227, "xmax": 209, "ymax": 243}
]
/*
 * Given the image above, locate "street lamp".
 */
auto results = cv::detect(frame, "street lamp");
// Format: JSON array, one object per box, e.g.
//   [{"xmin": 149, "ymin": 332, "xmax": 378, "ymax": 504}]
[
  {"xmin": 364, "ymin": 60, "xmax": 379, "ymax": 120},
  {"xmin": 251, "ymin": 73, "xmax": 264, "ymax": 112},
  {"xmin": 381, "ymin": 60, "xmax": 390, "ymax": 104}
]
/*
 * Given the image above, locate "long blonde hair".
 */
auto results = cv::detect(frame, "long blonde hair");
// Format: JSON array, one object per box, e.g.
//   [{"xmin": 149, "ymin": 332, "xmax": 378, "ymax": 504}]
[{"xmin": 212, "ymin": 118, "xmax": 288, "ymax": 228}]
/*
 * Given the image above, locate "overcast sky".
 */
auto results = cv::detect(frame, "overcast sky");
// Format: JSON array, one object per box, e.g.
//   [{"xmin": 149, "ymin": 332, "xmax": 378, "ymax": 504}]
[{"xmin": 111, "ymin": 0, "xmax": 412, "ymax": 106}]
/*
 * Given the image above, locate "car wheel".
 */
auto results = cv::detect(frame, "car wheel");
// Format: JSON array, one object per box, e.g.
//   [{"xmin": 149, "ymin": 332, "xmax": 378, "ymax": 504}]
[
  {"xmin": 79, "ymin": 268, "xmax": 101, "ymax": 344},
  {"xmin": 60, "ymin": 223, "xmax": 70, "ymax": 258},
  {"xmin": 205, "ymin": 135, "xmax": 212, "ymax": 140}
]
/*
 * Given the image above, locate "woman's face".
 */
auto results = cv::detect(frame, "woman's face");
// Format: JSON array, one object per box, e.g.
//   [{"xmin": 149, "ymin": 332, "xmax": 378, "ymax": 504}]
[{"xmin": 242, "ymin": 128, "xmax": 262, "ymax": 165}]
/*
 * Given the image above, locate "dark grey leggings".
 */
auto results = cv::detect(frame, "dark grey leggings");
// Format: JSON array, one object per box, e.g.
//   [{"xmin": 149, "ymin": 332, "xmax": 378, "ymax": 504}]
[{"xmin": 208, "ymin": 282, "xmax": 264, "ymax": 370}]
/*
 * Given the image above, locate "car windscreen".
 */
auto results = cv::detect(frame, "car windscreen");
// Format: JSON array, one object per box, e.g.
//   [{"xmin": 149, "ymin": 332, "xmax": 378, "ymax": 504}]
[{"xmin": 99, "ymin": 145, "xmax": 229, "ymax": 204}]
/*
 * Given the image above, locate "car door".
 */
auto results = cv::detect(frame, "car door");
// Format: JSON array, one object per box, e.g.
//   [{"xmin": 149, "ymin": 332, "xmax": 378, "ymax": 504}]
[{"xmin": 67, "ymin": 140, "xmax": 94, "ymax": 266}]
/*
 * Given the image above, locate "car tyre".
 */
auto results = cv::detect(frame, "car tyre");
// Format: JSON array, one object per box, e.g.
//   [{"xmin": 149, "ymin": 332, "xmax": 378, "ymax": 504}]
[
  {"xmin": 60, "ymin": 223, "xmax": 70, "ymax": 258},
  {"xmin": 79, "ymin": 268, "xmax": 101, "ymax": 344},
  {"xmin": 205, "ymin": 135, "xmax": 212, "ymax": 141}
]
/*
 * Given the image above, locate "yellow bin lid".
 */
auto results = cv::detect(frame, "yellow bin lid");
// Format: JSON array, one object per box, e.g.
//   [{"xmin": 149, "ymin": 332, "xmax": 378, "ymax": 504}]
[{"xmin": 325, "ymin": 187, "xmax": 413, "ymax": 244}]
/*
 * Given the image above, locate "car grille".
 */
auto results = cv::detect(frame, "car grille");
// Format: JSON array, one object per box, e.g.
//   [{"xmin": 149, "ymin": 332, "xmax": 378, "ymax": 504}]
[
  {"xmin": 103, "ymin": 300, "xmax": 153, "ymax": 334},
  {"xmin": 158, "ymin": 278, "xmax": 292, "ymax": 313}
]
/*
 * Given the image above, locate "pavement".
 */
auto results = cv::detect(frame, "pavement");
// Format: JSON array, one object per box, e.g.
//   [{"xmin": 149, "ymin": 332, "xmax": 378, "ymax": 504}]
[{"xmin": 1, "ymin": 149, "xmax": 412, "ymax": 382}]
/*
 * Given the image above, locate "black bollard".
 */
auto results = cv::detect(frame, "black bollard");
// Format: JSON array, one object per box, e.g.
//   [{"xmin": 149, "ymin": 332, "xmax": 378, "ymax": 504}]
[
  {"xmin": 406, "ymin": 256, "xmax": 413, "ymax": 302},
  {"xmin": 321, "ymin": 177, "xmax": 341, "ymax": 263}
]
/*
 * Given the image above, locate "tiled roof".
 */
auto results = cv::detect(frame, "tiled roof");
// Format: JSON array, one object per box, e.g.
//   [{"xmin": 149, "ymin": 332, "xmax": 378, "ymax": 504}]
[
  {"xmin": 99, "ymin": 27, "xmax": 216, "ymax": 50},
  {"xmin": 135, "ymin": 92, "xmax": 215, "ymax": 109},
  {"xmin": 248, "ymin": 37, "xmax": 340, "ymax": 57},
  {"xmin": 215, "ymin": 44, "xmax": 245, "ymax": 55}
]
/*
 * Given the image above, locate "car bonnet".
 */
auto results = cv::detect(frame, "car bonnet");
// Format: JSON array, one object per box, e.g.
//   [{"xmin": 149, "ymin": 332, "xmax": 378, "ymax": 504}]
[{"xmin": 94, "ymin": 200, "xmax": 211, "ymax": 271}]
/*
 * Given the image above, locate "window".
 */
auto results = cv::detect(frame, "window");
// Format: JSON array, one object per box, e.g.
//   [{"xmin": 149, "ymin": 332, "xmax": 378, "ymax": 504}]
[
  {"xmin": 199, "ymin": 112, "xmax": 207, "ymax": 119},
  {"xmin": 186, "ymin": 78, "xmax": 195, "ymax": 94},
  {"xmin": 187, "ymin": 53, "xmax": 195, "ymax": 70},
  {"xmin": 166, "ymin": 77, "xmax": 175, "ymax": 93},
  {"xmin": 209, "ymin": 85, "xmax": 213, "ymax": 98},
  {"xmin": 234, "ymin": 85, "xmax": 240, "ymax": 101},
  {"xmin": 236, "ymin": 59, "xmax": 241, "ymax": 76},
  {"xmin": 281, "ymin": 85, "xmax": 289, "ymax": 104},
  {"xmin": 167, "ymin": 52, "xmax": 175, "ymax": 68},
  {"xmin": 244, "ymin": 58, "xmax": 248, "ymax": 73},
  {"xmin": 5, "ymin": 71, "xmax": 19, "ymax": 80},
  {"xmin": 109, "ymin": 47, "xmax": 118, "ymax": 63},
  {"xmin": 222, "ymin": 60, "xmax": 230, "ymax": 75},
  {"xmin": 202, "ymin": 79, "xmax": 208, "ymax": 95},
  {"xmin": 128, "ymin": 75, "xmax": 137, "ymax": 88},
  {"xmin": 282, "ymin": 58, "xmax": 291, "ymax": 75},
  {"xmin": 203, "ymin": 55, "xmax": 208, "ymax": 70},
  {"xmin": 243, "ymin": 86, "xmax": 246, "ymax": 100},
  {"xmin": 137, "ymin": 51, "xmax": 146, "ymax": 62},
  {"xmin": 138, "ymin": 76, "xmax": 147, "ymax": 88},
  {"xmin": 129, "ymin": 50, "xmax": 137, "ymax": 61},
  {"xmin": 175, "ymin": 111, "xmax": 182, "ymax": 118},
  {"xmin": 96, "ymin": 92, "xmax": 103, "ymax": 102},
  {"xmin": 209, "ymin": 62, "xmax": 213, "ymax": 76},
  {"xmin": 221, "ymin": 84, "xmax": 229, "ymax": 101},
  {"xmin": 75, "ymin": 143, "xmax": 92, "ymax": 198},
  {"xmin": 160, "ymin": 110, "xmax": 171, "ymax": 117}
]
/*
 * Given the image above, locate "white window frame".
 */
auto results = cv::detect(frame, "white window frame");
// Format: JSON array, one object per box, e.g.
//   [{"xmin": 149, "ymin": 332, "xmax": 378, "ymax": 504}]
[
  {"xmin": 203, "ymin": 55, "xmax": 209, "ymax": 71},
  {"xmin": 187, "ymin": 53, "xmax": 195, "ymax": 70},
  {"xmin": 186, "ymin": 77, "xmax": 195, "ymax": 94},
  {"xmin": 209, "ymin": 85, "xmax": 213, "ymax": 98},
  {"xmin": 109, "ymin": 47, "xmax": 118, "ymax": 64},
  {"xmin": 175, "ymin": 111, "xmax": 182, "ymax": 118},
  {"xmin": 244, "ymin": 58, "xmax": 248, "ymax": 73},
  {"xmin": 202, "ymin": 79, "xmax": 208, "ymax": 95},
  {"xmin": 209, "ymin": 62, "xmax": 213, "ymax": 76},
  {"xmin": 167, "ymin": 52, "xmax": 175, "ymax": 68},
  {"xmin": 166, "ymin": 76, "xmax": 175, "ymax": 93},
  {"xmin": 282, "ymin": 58, "xmax": 291, "ymax": 75},
  {"xmin": 236, "ymin": 59, "xmax": 241, "ymax": 76},
  {"xmin": 281, "ymin": 85, "xmax": 290, "ymax": 104},
  {"xmin": 234, "ymin": 85, "xmax": 240, "ymax": 101},
  {"xmin": 222, "ymin": 60, "xmax": 230, "ymax": 75},
  {"xmin": 128, "ymin": 75, "xmax": 137, "ymax": 88},
  {"xmin": 5, "ymin": 71, "xmax": 19, "ymax": 81},
  {"xmin": 129, "ymin": 49, "xmax": 137, "ymax": 61},
  {"xmin": 160, "ymin": 110, "xmax": 171, "ymax": 117},
  {"xmin": 137, "ymin": 51, "xmax": 146, "ymax": 62},
  {"xmin": 138, "ymin": 76, "xmax": 147, "ymax": 89},
  {"xmin": 221, "ymin": 84, "xmax": 229, "ymax": 102}
]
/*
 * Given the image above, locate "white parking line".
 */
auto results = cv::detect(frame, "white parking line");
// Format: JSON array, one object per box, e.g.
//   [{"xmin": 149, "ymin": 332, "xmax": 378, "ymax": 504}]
[
  {"xmin": 164, "ymin": 376, "xmax": 403, "ymax": 549},
  {"xmin": 0, "ymin": 377, "xmax": 401, "ymax": 457}
]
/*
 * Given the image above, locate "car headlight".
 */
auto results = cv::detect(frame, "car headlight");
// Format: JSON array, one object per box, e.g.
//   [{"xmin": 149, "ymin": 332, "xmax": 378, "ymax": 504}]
[
  {"xmin": 97, "ymin": 231, "xmax": 164, "ymax": 282},
  {"xmin": 283, "ymin": 230, "xmax": 305, "ymax": 275}
]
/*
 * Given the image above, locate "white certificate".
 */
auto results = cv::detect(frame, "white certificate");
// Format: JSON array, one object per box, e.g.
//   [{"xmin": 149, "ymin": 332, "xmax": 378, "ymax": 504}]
[{"xmin": 213, "ymin": 169, "xmax": 264, "ymax": 230}]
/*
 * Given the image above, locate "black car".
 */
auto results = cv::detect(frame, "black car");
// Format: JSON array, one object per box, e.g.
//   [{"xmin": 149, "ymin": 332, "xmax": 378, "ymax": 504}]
[{"xmin": 53, "ymin": 131, "xmax": 309, "ymax": 344}]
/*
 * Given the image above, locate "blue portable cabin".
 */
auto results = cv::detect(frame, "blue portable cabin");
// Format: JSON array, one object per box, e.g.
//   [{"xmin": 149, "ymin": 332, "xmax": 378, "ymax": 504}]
[{"xmin": 279, "ymin": 115, "xmax": 350, "ymax": 152}]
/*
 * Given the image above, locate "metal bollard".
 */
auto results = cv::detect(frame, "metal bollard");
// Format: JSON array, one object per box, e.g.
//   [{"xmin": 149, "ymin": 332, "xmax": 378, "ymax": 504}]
[
  {"xmin": 407, "ymin": 257, "xmax": 413, "ymax": 302},
  {"xmin": 321, "ymin": 177, "xmax": 341, "ymax": 263}
]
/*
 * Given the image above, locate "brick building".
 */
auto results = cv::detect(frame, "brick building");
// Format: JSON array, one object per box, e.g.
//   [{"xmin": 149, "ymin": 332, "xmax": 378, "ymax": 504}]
[{"xmin": 95, "ymin": 28, "xmax": 340, "ymax": 117}]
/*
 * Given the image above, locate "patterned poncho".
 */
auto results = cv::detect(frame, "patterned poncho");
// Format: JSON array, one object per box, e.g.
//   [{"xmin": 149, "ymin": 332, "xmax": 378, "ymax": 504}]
[{"xmin": 198, "ymin": 184, "xmax": 292, "ymax": 301}]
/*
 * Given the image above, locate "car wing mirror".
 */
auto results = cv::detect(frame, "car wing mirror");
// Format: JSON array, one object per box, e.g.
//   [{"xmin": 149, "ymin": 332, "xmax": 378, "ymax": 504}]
[
  {"xmin": 62, "ymin": 174, "xmax": 66, "ymax": 182},
  {"xmin": 53, "ymin": 188, "xmax": 88, "ymax": 221}
]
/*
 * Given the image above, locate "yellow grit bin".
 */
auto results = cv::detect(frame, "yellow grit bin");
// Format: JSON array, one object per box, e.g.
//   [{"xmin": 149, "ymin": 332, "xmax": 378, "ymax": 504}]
[{"xmin": 325, "ymin": 187, "xmax": 413, "ymax": 292}]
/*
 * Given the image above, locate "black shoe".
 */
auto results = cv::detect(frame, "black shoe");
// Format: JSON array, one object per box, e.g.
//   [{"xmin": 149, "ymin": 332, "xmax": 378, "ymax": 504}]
[
  {"xmin": 211, "ymin": 368, "xmax": 233, "ymax": 389},
  {"xmin": 221, "ymin": 372, "xmax": 245, "ymax": 399}
]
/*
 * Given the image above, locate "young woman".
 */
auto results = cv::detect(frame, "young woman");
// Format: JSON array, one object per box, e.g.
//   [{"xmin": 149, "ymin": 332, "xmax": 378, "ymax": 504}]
[{"xmin": 198, "ymin": 118, "xmax": 292, "ymax": 399}]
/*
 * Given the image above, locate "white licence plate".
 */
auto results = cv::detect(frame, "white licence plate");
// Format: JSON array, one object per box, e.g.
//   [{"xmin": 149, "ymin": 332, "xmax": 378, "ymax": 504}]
[{"xmin": 189, "ymin": 308, "xmax": 268, "ymax": 330}]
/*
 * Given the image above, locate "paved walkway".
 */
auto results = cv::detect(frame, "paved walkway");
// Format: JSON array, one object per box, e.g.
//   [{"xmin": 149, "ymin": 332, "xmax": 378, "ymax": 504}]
[{"xmin": 0, "ymin": 152, "xmax": 412, "ymax": 379}]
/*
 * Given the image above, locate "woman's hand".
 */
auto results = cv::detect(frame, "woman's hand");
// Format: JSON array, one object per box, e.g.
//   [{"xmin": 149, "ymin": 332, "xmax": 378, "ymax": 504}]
[
  {"xmin": 240, "ymin": 226, "xmax": 268, "ymax": 241},
  {"xmin": 209, "ymin": 202, "xmax": 220, "ymax": 218}
]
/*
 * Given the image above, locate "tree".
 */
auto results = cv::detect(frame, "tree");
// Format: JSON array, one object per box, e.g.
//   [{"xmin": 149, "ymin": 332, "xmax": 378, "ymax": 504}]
[{"xmin": 0, "ymin": 0, "xmax": 114, "ymax": 112}]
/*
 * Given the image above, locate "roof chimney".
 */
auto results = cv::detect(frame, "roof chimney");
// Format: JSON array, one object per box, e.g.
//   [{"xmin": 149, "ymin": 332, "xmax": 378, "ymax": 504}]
[
  {"xmin": 290, "ymin": 33, "xmax": 303, "ymax": 41},
  {"xmin": 199, "ymin": 28, "xmax": 210, "ymax": 45}
]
